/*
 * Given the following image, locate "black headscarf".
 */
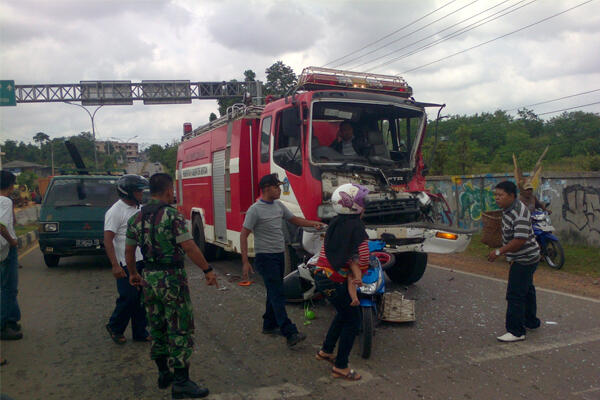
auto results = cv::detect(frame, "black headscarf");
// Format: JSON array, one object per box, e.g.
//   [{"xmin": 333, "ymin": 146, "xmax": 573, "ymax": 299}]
[{"xmin": 324, "ymin": 214, "xmax": 368, "ymax": 270}]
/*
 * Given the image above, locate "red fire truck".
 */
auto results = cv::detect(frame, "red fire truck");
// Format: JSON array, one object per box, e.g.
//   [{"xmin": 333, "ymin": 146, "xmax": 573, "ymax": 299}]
[{"xmin": 176, "ymin": 67, "xmax": 472, "ymax": 285}]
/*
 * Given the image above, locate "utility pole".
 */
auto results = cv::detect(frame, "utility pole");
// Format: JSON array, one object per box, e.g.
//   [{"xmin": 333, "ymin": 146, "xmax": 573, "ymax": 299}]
[{"xmin": 64, "ymin": 102, "xmax": 103, "ymax": 170}]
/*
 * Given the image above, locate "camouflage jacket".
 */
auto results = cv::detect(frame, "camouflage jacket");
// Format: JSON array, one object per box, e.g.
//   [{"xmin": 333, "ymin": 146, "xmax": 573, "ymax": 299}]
[{"xmin": 126, "ymin": 199, "xmax": 192, "ymax": 265}]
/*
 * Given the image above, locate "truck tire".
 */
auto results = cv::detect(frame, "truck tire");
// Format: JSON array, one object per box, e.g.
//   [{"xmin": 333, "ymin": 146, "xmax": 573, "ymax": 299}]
[
  {"xmin": 44, "ymin": 254, "xmax": 60, "ymax": 268},
  {"xmin": 358, "ymin": 307, "xmax": 374, "ymax": 359},
  {"xmin": 385, "ymin": 252, "xmax": 428, "ymax": 285},
  {"xmin": 192, "ymin": 215, "xmax": 219, "ymax": 261}
]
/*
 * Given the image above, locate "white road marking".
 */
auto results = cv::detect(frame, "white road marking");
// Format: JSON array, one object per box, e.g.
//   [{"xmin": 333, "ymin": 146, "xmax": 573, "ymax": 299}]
[
  {"xmin": 468, "ymin": 327, "xmax": 600, "ymax": 363},
  {"xmin": 429, "ymin": 264, "xmax": 600, "ymax": 304},
  {"xmin": 18, "ymin": 243, "xmax": 39, "ymax": 260},
  {"xmin": 210, "ymin": 383, "xmax": 311, "ymax": 400}
]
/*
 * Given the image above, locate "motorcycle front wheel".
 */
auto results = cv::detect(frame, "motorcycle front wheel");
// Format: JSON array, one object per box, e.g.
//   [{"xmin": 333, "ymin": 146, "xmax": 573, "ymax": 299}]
[
  {"xmin": 358, "ymin": 307, "xmax": 375, "ymax": 359},
  {"xmin": 544, "ymin": 240, "xmax": 565, "ymax": 269}
]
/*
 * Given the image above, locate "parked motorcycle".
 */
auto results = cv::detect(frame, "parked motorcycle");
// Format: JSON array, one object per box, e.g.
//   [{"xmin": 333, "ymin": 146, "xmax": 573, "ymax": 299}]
[
  {"xmin": 532, "ymin": 209, "xmax": 564, "ymax": 269},
  {"xmin": 283, "ymin": 239, "xmax": 389, "ymax": 359}
]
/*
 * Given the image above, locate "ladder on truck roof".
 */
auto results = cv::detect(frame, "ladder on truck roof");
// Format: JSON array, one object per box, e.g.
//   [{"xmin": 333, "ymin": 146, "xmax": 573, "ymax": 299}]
[{"xmin": 183, "ymin": 103, "xmax": 264, "ymax": 141}]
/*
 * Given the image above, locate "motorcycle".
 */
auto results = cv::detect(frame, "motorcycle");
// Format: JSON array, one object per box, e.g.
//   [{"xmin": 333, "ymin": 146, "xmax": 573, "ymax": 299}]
[
  {"xmin": 532, "ymin": 209, "xmax": 564, "ymax": 269},
  {"xmin": 283, "ymin": 238, "xmax": 389, "ymax": 359}
]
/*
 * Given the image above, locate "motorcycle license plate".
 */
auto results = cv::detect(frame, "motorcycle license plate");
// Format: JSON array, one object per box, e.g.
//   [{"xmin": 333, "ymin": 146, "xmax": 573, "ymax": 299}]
[{"xmin": 76, "ymin": 239, "xmax": 99, "ymax": 247}]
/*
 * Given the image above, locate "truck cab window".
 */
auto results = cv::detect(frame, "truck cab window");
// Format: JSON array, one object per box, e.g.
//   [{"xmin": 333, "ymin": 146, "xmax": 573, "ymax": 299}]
[
  {"xmin": 260, "ymin": 116, "xmax": 272, "ymax": 163},
  {"xmin": 273, "ymin": 107, "xmax": 302, "ymax": 176}
]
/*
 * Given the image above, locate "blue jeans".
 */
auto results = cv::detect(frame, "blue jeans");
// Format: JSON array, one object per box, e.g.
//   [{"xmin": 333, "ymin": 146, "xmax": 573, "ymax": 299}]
[
  {"xmin": 108, "ymin": 261, "xmax": 148, "ymax": 339},
  {"xmin": 1, "ymin": 247, "xmax": 21, "ymax": 329},
  {"xmin": 314, "ymin": 271, "xmax": 360, "ymax": 369},
  {"xmin": 506, "ymin": 261, "xmax": 540, "ymax": 337},
  {"xmin": 254, "ymin": 252, "xmax": 298, "ymax": 338}
]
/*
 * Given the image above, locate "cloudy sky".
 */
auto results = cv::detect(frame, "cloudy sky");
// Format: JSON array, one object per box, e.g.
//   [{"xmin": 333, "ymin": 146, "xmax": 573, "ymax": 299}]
[{"xmin": 1, "ymin": 0, "xmax": 599, "ymax": 148}]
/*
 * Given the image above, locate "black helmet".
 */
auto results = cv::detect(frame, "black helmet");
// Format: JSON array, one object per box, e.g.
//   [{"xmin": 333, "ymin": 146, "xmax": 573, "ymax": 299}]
[{"xmin": 116, "ymin": 174, "xmax": 149, "ymax": 204}]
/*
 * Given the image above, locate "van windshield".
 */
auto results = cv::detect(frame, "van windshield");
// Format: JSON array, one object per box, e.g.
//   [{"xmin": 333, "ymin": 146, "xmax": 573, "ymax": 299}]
[
  {"xmin": 45, "ymin": 178, "xmax": 119, "ymax": 208},
  {"xmin": 310, "ymin": 101, "xmax": 424, "ymax": 170}
]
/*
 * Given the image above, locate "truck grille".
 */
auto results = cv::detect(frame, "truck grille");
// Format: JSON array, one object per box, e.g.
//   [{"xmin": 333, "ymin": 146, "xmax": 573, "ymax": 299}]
[{"xmin": 363, "ymin": 198, "xmax": 420, "ymax": 224}]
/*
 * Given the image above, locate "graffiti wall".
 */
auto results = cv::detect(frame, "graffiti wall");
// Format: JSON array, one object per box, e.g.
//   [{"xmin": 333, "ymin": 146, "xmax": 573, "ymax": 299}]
[{"xmin": 426, "ymin": 172, "xmax": 600, "ymax": 247}]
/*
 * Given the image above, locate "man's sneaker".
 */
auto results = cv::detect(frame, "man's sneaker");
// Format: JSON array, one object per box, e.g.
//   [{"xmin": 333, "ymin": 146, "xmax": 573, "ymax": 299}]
[
  {"xmin": 6, "ymin": 321, "xmax": 21, "ymax": 332},
  {"xmin": 525, "ymin": 319, "xmax": 541, "ymax": 330},
  {"xmin": 262, "ymin": 328, "xmax": 281, "ymax": 335},
  {"xmin": 497, "ymin": 332, "xmax": 525, "ymax": 342},
  {"xmin": 287, "ymin": 332, "xmax": 307, "ymax": 347},
  {"xmin": 1, "ymin": 326, "xmax": 23, "ymax": 341}
]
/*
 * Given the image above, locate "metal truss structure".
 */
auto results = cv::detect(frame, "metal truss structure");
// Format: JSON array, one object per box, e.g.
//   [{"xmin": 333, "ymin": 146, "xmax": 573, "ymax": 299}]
[{"xmin": 14, "ymin": 80, "xmax": 263, "ymax": 105}]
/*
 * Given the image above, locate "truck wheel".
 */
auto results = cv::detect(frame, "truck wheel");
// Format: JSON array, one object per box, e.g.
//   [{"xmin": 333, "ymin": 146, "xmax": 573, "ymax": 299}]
[
  {"xmin": 358, "ymin": 307, "xmax": 374, "ymax": 359},
  {"xmin": 385, "ymin": 252, "xmax": 428, "ymax": 285},
  {"xmin": 192, "ymin": 215, "xmax": 218, "ymax": 261},
  {"xmin": 44, "ymin": 254, "xmax": 60, "ymax": 268}
]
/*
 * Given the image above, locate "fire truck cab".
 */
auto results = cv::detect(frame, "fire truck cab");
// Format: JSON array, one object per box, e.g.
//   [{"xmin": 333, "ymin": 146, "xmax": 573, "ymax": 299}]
[{"xmin": 177, "ymin": 67, "xmax": 472, "ymax": 285}]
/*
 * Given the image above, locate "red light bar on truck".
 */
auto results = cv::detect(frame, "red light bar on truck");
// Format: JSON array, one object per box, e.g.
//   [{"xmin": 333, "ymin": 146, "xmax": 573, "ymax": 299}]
[{"xmin": 297, "ymin": 66, "xmax": 413, "ymax": 98}]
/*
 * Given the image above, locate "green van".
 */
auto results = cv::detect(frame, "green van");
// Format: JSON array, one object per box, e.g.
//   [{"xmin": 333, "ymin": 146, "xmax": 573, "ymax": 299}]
[{"xmin": 39, "ymin": 175, "xmax": 119, "ymax": 267}]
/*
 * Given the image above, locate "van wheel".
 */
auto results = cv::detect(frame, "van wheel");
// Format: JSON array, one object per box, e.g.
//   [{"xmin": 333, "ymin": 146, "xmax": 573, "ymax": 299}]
[
  {"xmin": 192, "ymin": 215, "xmax": 219, "ymax": 261},
  {"xmin": 44, "ymin": 254, "xmax": 60, "ymax": 268},
  {"xmin": 385, "ymin": 252, "xmax": 427, "ymax": 285}
]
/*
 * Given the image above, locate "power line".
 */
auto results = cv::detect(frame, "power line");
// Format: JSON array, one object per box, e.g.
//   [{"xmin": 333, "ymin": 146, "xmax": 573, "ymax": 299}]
[
  {"xmin": 334, "ymin": 0, "xmax": 481, "ymax": 69},
  {"xmin": 537, "ymin": 101, "xmax": 600, "ymax": 116},
  {"xmin": 504, "ymin": 89, "xmax": 600, "ymax": 111},
  {"xmin": 321, "ymin": 0, "xmax": 459, "ymax": 68},
  {"xmin": 360, "ymin": 0, "xmax": 536, "ymax": 72},
  {"xmin": 397, "ymin": 0, "xmax": 595, "ymax": 75}
]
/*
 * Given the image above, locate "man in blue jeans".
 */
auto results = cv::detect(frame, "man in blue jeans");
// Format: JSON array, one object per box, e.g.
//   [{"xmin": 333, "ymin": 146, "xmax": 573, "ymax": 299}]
[
  {"xmin": 488, "ymin": 180, "xmax": 541, "ymax": 342},
  {"xmin": 105, "ymin": 175, "xmax": 150, "ymax": 344},
  {"xmin": 240, "ymin": 173, "xmax": 323, "ymax": 347},
  {"xmin": 1, "ymin": 170, "xmax": 22, "ymax": 341}
]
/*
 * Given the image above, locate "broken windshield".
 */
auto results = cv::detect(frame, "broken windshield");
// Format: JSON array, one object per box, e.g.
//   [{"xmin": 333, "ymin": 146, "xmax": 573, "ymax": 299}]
[{"xmin": 309, "ymin": 101, "xmax": 424, "ymax": 170}]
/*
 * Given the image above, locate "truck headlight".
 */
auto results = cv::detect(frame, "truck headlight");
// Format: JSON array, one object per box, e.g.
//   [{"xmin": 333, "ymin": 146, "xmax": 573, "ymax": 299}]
[
  {"xmin": 317, "ymin": 204, "xmax": 337, "ymax": 219},
  {"xmin": 43, "ymin": 223, "xmax": 59, "ymax": 232}
]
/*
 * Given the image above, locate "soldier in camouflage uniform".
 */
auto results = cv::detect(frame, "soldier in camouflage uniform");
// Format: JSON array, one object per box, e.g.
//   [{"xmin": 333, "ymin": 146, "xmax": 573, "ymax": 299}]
[{"xmin": 125, "ymin": 173, "xmax": 218, "ymax": 399}]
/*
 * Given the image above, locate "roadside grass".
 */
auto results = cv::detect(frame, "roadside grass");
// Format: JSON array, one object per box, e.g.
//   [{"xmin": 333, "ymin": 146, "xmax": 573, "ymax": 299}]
[
  {"xmin": 15, "ymin": 223, "xmax": 38, "ymax": 237},
  {"xmin": 465, "ymin": 233, "xmax": 599, "ymax": 278}
]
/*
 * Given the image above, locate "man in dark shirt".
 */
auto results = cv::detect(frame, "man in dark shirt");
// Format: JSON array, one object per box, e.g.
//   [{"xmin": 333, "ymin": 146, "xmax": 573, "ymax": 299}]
[
  {"xmin": 329, "ymin": 121, "xmax": 363, "ymax": 156},
  {"xmin": 488, "ymin": 181, "xmax": 541, "ymax": 342}
]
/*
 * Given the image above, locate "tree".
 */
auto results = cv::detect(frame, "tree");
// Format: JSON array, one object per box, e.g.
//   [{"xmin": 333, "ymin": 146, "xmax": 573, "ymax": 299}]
[
  {"xmin": 265, "ymin": 61, "xmax": 297, "ymax": 96},
  {"xmin": 33, "ymin": 132, "xmax": 50, "ymax": 148},
  {"xmin": 209, "ymin": 112, "xmax": 218, "ymax": 122}
]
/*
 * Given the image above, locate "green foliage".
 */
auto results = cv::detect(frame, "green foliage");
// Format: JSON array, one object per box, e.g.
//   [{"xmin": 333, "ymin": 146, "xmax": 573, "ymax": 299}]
[
  {"xmin": 423, "ymin": 109, "xmax": 600, "ymax": 175},
  {"xmin": 16, "ymin": 170, "xmax": 38, "ymax": 190},
  {"xmin": 146, "ymin": 142, "xmax": 178, "ymax": 177},
  {"xmin": 265, "ymin": 61, "xmax": 297, "ymax": 96},
  {"xmin": 209, "ymin": 112, "xmax": 217, "ymax": 122}
]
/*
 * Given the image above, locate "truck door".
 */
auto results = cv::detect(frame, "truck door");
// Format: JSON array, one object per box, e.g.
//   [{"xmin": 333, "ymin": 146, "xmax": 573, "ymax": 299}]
[{"xmin": 212, "ymin": 149, "xmax": 227, "ymax": 243}]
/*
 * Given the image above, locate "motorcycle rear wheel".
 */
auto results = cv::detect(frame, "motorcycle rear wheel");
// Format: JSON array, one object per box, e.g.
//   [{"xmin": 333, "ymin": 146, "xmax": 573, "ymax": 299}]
[
  {"xmin": 358, "ymin": 307, "xmax": 375, "ymax": 359},
  {"xmin": 544, "ymin": 240, "xmax": 564, "ymax": 270}
]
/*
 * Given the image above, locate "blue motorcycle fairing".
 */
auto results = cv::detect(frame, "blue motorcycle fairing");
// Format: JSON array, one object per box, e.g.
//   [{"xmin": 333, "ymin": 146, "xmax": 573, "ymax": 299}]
[{"xmin": 362, "ymin": 264, "xmax": 379, "ymax": 284}]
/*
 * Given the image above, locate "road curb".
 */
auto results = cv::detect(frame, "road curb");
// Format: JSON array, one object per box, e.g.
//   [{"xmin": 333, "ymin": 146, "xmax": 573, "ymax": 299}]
[{"xmin": 18, "ymin": 230, "xmax": 39, "ymax": 251}]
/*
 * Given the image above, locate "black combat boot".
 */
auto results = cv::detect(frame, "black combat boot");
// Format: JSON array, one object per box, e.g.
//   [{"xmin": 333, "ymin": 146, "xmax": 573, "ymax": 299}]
[
  {"xmin": 155, "ymin": 358, "xmax": 174, "ymax": 389},
  {"xmin": 171, "ymin": 366, "xmax": 209, "ymax": 399}
]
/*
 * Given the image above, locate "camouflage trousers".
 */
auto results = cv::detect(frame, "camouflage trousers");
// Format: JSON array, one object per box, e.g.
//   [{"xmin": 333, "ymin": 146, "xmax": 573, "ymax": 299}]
[{"xmin": 142, "ymin": 268, "xmax": 195, "ymax": 369}]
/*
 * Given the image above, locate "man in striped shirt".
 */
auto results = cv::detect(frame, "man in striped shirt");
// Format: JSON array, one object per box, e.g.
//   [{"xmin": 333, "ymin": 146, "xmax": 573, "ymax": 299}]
[{"xmin": 488, "ymin": 181, "xmax": 541, "ymax": 342}]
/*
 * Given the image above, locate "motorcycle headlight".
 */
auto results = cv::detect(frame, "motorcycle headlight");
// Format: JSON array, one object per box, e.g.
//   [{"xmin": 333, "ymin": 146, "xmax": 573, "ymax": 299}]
[
  {"xmin": 359, "ymin": 281, "xmax": 378, "ymax": 295},
  {"xmin": 43, "ymin": 223, "xmax": 59, "ymax": 232}
]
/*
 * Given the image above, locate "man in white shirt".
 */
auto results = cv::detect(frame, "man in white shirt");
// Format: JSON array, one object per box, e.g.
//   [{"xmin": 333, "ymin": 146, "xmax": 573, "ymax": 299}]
[
  {"xmin": 1, "ymin": 170, "xmax": 22, "ymax": 341},
  {"xmin": 105, "ymin": 175, "xmax": 150, "ymax": 345}
]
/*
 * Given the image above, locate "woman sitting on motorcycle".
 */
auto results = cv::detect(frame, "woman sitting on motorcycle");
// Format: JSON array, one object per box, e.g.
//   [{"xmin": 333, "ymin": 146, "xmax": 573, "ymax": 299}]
[{"xmin": 313, "ymin": 183, "xmax": 370, "ymax": 381}]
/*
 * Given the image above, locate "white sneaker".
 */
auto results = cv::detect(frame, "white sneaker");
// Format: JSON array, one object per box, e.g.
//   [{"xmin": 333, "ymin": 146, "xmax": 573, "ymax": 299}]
[{"xmin": 497, "ymin": 332, "xmax": 525, "ymax": 342}]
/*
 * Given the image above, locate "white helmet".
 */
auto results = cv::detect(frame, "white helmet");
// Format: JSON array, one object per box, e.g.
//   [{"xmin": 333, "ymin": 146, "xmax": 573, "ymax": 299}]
[{"xmin": 331, "ymin": 183, "xmax": 370, "ymax": 215}]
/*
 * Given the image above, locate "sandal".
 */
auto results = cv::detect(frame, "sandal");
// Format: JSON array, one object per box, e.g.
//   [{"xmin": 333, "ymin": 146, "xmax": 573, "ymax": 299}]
[
  {"xmin": 331, "ymin": 367, "xmax": 361, "ymax": 381},
  {"xmin": 105, "ymin": 324, "xmax": 126, "ymax": 345},
  {"xmin": 315, "ymin": 350, "xmax": 335, "ymax": 364}
]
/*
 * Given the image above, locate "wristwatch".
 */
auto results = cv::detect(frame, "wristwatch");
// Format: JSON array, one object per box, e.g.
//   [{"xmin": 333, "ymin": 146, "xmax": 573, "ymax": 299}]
[
  {"xmin": 203, "ymin": 265, "xmax": 213, "ymax": 274},
  {"xmin": 495, "ymin": 249, "xmax": 501, "ymax": 256}
]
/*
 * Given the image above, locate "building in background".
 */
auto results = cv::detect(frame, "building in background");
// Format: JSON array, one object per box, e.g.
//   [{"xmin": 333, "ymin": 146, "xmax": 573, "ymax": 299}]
[
  {"xmin": 3, "ymin": 160, "xmax": 52, "ymax": 177},
  {"xmin": 95, "ymin": 141, "xmax": 139, "ymax": 163}
]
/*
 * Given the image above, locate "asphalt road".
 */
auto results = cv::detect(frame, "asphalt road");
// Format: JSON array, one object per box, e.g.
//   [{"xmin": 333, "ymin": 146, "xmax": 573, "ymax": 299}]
[{"xmin": 1, "ymin": 246, "xmax": 599, "ymax": 400}]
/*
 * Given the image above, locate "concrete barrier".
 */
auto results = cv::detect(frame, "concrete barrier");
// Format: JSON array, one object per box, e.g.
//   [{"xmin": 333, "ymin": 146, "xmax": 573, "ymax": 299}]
[
  {"xmin": 17, "ymin": 230, "xmax": 39, "ymax": 251},
  {"xmin": 15, "ymin": 205, "xmax": 40, "ymax": 225},
  {"xmin": 426, "ymin": 172, "xmax": 600, "ymax": 247}
]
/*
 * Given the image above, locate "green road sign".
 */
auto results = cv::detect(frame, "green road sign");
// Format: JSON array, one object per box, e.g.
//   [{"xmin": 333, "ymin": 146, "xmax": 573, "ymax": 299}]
[{"xmin": 0, "ymin": 80, "xmax": 16, "ymax": 106}]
